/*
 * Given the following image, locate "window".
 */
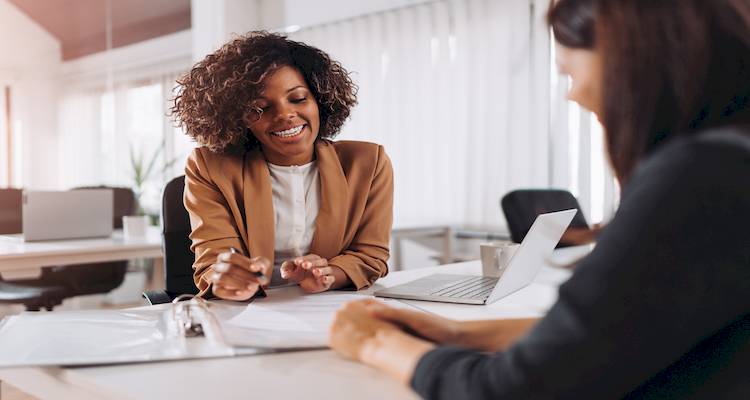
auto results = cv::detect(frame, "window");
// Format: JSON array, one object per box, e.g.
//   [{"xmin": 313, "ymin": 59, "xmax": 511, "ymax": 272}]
[{"xmin": 59, "ymin": 74, "xmax": 192, "ymax": 216}]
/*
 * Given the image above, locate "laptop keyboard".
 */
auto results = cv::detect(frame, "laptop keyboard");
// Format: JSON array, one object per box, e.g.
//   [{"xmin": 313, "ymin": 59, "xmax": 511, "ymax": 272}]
[{"xmin": 429, "ymin": 276, "xmax": 498, "ymax": 300}]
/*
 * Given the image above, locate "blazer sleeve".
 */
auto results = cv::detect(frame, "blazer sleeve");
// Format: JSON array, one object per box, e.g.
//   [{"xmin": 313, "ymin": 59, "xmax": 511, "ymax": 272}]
[
  {"xmin": 184, "ymin": 149, "xmax": 245, "ymax": 296},
  {"xmin": 328, "ymin": 145, "xmax": 394, "ymax": 290}
]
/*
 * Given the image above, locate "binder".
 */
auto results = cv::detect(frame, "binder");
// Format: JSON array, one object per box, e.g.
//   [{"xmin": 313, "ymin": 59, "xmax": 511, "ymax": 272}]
[{"xmin": 0, "ymin": 289, "xmax": 383, "ymax": 368}]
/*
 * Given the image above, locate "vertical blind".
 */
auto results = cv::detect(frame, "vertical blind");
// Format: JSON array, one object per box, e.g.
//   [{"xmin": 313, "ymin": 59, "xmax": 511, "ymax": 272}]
[
  {"xmin": 291, "ymin": 0, "xmax": 553, "ymax": 228},
  {"xmin": 292, "ymin": 0, "xmax": 617, "ymax": 227}
]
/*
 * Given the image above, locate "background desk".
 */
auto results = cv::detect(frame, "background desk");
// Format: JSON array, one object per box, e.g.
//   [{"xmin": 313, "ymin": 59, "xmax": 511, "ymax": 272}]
[
  {"xmin": 0, "ymin": 227, "xmax": 163, "ymax": 280},
  {"xmin": 0, "ymin": 246, "xmax": 589, "ymax": 400}
]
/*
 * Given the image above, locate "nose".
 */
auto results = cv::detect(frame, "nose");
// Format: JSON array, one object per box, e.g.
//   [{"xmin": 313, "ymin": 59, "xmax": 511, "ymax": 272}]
[{"xmin": 274, "ymin": 102, "xmax": 296, "ymax": 121}]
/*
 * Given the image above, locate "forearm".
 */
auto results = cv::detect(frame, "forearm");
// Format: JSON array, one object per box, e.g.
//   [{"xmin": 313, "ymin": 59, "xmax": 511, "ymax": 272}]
[{"xmin": 454, "ymin": 318, "xmax": 538, "ymax": 352}]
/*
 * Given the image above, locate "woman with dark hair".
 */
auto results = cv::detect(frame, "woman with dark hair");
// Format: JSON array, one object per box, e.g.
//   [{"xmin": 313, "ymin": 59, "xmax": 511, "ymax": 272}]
[
  {"xmin": 172, "ymin": 32, "xmax": 393, "ymax": 300},
  {"xmin": 329, "ymin": 0, "xmax": 750, "ymax": 398}
]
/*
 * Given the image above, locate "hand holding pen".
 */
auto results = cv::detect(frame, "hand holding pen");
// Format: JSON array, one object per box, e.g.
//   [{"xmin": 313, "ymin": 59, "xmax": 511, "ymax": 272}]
[{"xmin": 209, "ymin": 247, "xmax": 272, "ymax": 301}]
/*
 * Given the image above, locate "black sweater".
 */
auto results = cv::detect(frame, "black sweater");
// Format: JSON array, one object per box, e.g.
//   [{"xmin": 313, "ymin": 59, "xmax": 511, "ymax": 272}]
[{"xmin": 411, "ymin": 127, "xmax": 750, "ymax": 399}]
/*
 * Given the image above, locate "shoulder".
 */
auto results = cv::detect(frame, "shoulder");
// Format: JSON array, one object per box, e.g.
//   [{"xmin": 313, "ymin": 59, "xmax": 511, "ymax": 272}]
[
  {"xmin": 328, "ymin": 140, "xmax": 385, "ymax": 158},
  {"xmin": 322, "ymin": 140, "xmax": 391, "ymax": 170},
  {"xmin": 629, "ymin": 125, "xmax": 750, "ymax": 196},
  {"xmin": 185, "ymin": 147, "xmax": 246, "ymax": 184},
  {"xmin": 187, "ymin": 147, "xmax": 245, "ymax": 170}
]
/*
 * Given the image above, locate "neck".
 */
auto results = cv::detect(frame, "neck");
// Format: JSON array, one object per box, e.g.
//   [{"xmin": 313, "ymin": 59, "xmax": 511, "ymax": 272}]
[{"xmin": 263, "ymin": 150, "xmax": 314, "ymax": 166}]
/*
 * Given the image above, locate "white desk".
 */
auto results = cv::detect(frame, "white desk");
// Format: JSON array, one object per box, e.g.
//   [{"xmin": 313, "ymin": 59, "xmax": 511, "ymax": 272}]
[
  {"xmin": 0, "ymin": 227, "xmax": 163, "ymax": 279},
  {"xmin": 0, "ymin": 247, "xmax": 589, "ymax": 400}
]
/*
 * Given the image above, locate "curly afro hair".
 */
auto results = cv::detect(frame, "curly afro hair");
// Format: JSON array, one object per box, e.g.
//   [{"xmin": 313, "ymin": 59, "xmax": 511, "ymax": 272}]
[{"xmin": 171, "ymin": 31, "xmax": 358, "ymax": 154}]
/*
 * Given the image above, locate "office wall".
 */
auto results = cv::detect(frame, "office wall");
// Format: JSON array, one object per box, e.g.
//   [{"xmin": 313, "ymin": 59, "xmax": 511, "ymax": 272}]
[{"xmin": 0, "ymin": 0, "xmax": 61, "ymax": 189}]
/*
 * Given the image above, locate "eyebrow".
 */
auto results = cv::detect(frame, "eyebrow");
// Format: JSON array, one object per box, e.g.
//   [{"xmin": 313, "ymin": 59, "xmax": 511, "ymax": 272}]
[{"xmin": 255, "ymin": 86, "xmax": 307, "ymax": 101}]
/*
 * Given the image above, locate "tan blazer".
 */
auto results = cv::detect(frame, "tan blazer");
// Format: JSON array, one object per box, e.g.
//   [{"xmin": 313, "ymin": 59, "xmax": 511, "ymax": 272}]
[{"xmin": 184, "ymin": 140, "xmax": 393, "ymax": 295}]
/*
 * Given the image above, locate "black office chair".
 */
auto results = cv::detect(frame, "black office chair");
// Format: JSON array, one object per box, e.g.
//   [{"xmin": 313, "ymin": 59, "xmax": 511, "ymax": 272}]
[
  {"xmin": 501, "ymin": 189, "xmax": 590, "ymax": 247},
  {"xmin": 143, "ymin": 175, "xmax": 199, "ymax": 304},
  {"xmin": 0, "ymin": 188, "xmax": 67, "ymax": 311},
  {"xmin": 0, "ymin": 187, "xmax": 134, "ymax": 310},
  {"xmin": 33, "ymin": 186, "xmax": 134, "ymax": 296}
]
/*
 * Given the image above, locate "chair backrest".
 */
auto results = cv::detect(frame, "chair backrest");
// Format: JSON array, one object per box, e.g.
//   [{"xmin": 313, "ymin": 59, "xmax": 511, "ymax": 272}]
[
  {"xmin": 501, "ymin": 189, "xmax": 589, "ymax": 245},
  {"xmin": 161, "ymin": 175, "xmax": 199, "ymax": 296},
  {"xmin": 73, "ymin": 186, "xmax": 136, "ymax": 228},
  {"xmin": 0, "ymin": 188, "xmax": 22, "ymax": 234}
]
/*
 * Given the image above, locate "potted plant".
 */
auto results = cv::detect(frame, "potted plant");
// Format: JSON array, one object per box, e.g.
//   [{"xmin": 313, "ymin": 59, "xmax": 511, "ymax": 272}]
[{"xmin": 126, "ymin": 140, "xmax": 179, "ymax": 237}]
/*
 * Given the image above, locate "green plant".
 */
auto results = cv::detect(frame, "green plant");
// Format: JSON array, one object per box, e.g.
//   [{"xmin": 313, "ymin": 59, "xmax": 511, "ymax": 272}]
[{"xmin": 129, "ymin": 140, "xmax": 179, "ymax": 217}]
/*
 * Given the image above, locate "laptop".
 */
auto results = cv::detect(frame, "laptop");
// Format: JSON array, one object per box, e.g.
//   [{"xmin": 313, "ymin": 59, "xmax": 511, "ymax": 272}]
[
  {"xmin": 20, "ymin": 190, "xmax": 114, "ymax": 241},
  {"xmin": 375, "ymin": 209, "xmax": 577, "ymax": 305}
]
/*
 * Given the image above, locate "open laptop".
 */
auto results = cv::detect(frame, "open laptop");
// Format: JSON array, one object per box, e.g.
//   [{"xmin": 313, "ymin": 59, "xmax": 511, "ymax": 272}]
[
  {"xmin": 20, "ymin": 190, "xmax": 114, "ymax": 241},
  {"xmin": 375, "ymin": 209, "xmax": 577, "ymax": 305}
]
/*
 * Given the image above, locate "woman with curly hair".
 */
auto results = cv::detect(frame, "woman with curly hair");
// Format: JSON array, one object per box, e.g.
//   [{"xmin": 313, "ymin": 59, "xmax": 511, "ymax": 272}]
[{"xmin": 172, "ymin": 32, "xmax": 393, "ymax": 300}]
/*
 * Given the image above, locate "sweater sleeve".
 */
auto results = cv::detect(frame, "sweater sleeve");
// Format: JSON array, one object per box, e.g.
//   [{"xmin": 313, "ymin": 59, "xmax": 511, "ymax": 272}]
[{"xmin": 411, "ymin": 134, "xmax": 750, "ymax": 399}]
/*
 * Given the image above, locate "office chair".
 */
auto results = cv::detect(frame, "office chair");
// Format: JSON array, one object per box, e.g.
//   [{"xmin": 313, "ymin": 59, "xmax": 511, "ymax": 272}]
[
  {"xmin": 0, "ymin": 188, "xmax": 67, "ymax": 311},
  {"xmin": 39, "ymin": 186, "xmax": 134, "ymax": 296},
  {"xmin": 0, "ymin": 187, "xmax": 135, "ymax": 310},
  {"xmin": 143, "ymin": 175, "xmax": 199, "ymax": 304},
  {"xmin": 501, "ymin": 189, "xmax": 590, "ymax": 248}
]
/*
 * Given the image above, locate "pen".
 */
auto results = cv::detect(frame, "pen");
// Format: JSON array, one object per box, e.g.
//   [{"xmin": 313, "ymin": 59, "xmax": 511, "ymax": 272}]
[
  {"xmin": 229, "ymin": 247, "xmax": 269, "ymax": 298},
  {"xmin": 229, "ymin": 247, "xmax": 266, "ymax": 280}
]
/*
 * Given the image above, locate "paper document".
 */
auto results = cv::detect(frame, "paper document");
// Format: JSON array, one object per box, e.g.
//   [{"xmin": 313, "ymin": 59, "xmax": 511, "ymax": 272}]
[
  {"xmin": 0, "ymin": 288, "xmax": 418, "ymax": 367},
  {"xmin": 212, "ymin": 288, "xmax": 411, "ymax": 349}
]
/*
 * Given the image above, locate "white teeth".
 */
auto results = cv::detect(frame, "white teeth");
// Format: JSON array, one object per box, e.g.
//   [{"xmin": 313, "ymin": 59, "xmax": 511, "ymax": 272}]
[{"xmin": 271, "ymin": 125, "xmax": 304, "ymax": 137}]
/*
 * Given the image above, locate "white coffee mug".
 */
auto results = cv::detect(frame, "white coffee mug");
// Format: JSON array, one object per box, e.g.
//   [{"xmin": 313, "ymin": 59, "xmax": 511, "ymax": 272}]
[
  {"xmin": 122, "ymin": 215, "xmax": 149, "ymax": 239},
  {"xmin": 480, "ymin": 241, "xmax": 520, "ymax": 278}
]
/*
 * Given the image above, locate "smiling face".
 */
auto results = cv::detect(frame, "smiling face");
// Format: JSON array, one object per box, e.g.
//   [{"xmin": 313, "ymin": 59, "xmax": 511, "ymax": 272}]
[
  {"xmin": 245, "ymin": 65, "xmax": 321, "ymax": 166},
  {"xmin": 555, "ymin": 43, "xmax": 603, "ymax": 119}
]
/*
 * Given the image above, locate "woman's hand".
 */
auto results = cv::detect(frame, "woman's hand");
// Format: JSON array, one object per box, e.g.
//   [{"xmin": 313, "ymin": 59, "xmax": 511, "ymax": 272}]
[
  {"xmin": 329, "ymin": 300, "xmax": 398, "ymax": 360},
  {"xmin": 209, "ymin": 251, "xmax": 272, "ymax": 301},
  {"xmin": 330, "ymin": 299, "xmax": 435, "ymax": 384},
  {"xmin": 281, "ymin": 254, "xmax": 349, "ymax": 293},
  {"xmin": 368, "ymin": 301, "xmax": 462, "ymax": 345}
]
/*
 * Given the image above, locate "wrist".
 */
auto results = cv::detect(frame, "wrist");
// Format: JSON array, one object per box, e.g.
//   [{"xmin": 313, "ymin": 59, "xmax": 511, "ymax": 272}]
[
  {"xmin": 445, "ymin": 320, "xmax": 464, "ymax": 345},
  {"xmin": 361, "ymin": 329, "xmax": 435, "ymax": 384},
  {"xmin": 329, "ymin": 266, "xmax": 351, "ymax": 289}
]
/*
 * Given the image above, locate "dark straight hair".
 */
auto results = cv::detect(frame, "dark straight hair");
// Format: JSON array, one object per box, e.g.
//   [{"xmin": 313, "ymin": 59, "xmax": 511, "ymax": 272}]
[{"xmin": 549, "ymin": 0, "xmax": 750, "ymax": 184}]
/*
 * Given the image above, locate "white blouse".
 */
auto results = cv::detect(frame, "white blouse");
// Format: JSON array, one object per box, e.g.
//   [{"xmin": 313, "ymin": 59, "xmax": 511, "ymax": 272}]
[{"xmin": 267, "ymin": 161, "xmax": 320, "ymax": 286}]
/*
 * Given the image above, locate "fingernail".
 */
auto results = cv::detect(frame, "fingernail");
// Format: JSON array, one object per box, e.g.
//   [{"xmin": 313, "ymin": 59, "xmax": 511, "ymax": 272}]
[{"xmin": 214, "ymin": 264, "xmax": 228, "ymax": 272}]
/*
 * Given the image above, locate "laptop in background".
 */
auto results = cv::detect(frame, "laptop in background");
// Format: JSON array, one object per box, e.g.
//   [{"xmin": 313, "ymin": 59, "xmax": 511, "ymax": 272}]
[
  {"xmin": 375, "ymin": 209, "xmax": 577, "ymax": 305},
  {"xmin": 21, "ymin": 189, "xmax": 114, "ymax": 241}
]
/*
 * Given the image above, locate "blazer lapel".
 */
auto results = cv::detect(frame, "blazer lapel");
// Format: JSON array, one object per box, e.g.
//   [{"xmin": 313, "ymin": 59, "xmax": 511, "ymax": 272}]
[
  {"xmin": 242, "ymin": 149, "xmax": 276, "ymax": 266},
  {"xmin": 309, "ymin": 141, "xmax": 348, "ymax": 260}
]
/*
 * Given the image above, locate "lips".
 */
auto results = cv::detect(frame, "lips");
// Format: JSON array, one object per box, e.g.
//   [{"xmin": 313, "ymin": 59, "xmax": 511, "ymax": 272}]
[{"xmin": 270, "ymin": 124, "xmax": 305, "ymax": 138}]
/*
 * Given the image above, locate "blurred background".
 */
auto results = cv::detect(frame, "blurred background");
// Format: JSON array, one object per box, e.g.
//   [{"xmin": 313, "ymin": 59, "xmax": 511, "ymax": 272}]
[{"xmin": 0, "ymin": 0, "xmax": 616, "ymax": 269}]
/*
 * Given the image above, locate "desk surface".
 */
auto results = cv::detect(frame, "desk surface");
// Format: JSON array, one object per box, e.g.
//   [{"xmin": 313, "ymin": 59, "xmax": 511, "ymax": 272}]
[
  {"xmin": 0, "ymin": 227, "xmax": 162, "ymax": 275},
  {"xmin": 0, "ymin": 247, "xmax": 589, "ymax": 400}
]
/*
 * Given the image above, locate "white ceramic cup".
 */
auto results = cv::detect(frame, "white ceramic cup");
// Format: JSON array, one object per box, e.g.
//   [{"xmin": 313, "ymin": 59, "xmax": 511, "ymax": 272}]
[
  {"xmin": 480, "ymin": 241, "xmax": 520, "ymax": 278},
  {"xmin": 122, "ymin": 215, "xmax": 149, "ymax": 239}
]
